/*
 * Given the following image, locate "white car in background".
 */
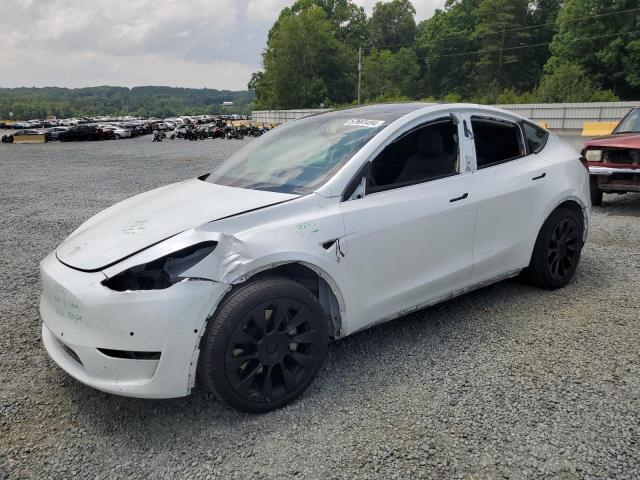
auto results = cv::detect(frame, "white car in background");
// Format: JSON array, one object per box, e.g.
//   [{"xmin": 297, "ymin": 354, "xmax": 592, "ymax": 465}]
[
  {"xmin": 102, "ymin": 125, "xmax": 132, "ymax": 139},
  {"xmin": 40, "ymin": 103, "xmax": 590, "ymax": 412}
]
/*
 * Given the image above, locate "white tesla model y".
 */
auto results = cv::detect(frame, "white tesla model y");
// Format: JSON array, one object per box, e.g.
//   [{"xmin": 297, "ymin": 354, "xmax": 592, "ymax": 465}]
[{"xmin": 40, "ymin": 104, "xmax": 590, "ymax": 412}]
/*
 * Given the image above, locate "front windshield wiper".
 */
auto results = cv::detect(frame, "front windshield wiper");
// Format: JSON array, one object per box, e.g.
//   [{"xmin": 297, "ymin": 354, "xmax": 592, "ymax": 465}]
[{"xmin": 613, "ymin": 130, "xmax": 638, "ymax": 134}]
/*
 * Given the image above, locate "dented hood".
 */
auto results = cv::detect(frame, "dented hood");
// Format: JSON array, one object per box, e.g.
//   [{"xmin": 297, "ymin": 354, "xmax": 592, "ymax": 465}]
[{"xmin": 56, "ymin": 179, "xmax": 298, "ymax": 271}]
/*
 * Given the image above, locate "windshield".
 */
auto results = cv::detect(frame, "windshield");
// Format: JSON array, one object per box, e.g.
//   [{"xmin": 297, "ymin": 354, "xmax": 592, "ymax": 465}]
[
  {"xmin": 614, "ymin": 108, "xmax": 640, "ymax": 134},
  {"xmin": 206, "ymin": 113, "xmax": 389, "ymax": 194}
]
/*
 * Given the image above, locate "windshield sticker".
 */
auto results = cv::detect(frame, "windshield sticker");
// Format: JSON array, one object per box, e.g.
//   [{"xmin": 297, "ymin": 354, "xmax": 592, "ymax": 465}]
[{"xmin": 344, "ymin": 119, "xmax": 385, "ymax": 128}]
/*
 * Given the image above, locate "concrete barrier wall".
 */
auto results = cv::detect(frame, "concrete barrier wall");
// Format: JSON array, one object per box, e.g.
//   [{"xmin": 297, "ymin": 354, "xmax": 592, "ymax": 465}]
[
  {"xmin": 252, "ymin": 101, "xmax": 640, "ymax": 130},
  {"xmin": 494, "ymin": 102, "xmax": 640, "ymax": 130}
]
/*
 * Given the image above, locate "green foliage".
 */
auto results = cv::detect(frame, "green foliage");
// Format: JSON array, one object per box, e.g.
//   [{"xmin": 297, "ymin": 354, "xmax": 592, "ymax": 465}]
[
  {"xmin": 290, "ymin": 0, "xmax": 369, "ymax": 46},
  {"xmin": 496, "ymin": 88, "xmax": 536, "ymax": 104},
  {"xmin": 474, "ymin": 0, "xmax": 537, "ymax": 97},
  {"xmin": 441, "ymin": 92, "xmax": 464, "ymax": 103},
  {"xmin": 368, "ymin": 0, "xmax": 417, "ymax": 50},
  {"xmin": 534, "ymin": 64, "xmax": 619, "ymax": 102},
  {"xmin": 546, "ymin": 0, "xmax": 640, "ymax": 98},
  {"xmin": 255, "ymin": 6, "xmax": 354, "ymax": 109},
  {"xmin": 0, "ymin": 86, "xmax": 254, "ymax": 120},
  {"xmin": 361, "ymin": 48, "xmax": 419, "ymax": 100},
  {"xmin": 415, "ymin": 0, "xmax": 479, "ymax": 99}
]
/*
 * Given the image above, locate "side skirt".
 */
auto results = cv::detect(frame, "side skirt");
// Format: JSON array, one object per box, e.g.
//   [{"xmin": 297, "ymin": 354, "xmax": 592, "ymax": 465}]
[{"xmin": 346, "ymin": 268, "xmax": 523, "ymax": 337}]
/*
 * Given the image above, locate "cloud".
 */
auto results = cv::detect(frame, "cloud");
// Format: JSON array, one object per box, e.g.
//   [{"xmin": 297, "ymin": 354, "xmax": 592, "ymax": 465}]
[
  {"xmin": 1, "ymin": 0, "xmax": 443, "ymax": 90},
  {"xmin": 353, "ymin": 0, "xmax": 445, "ymax": 21},
  {"xmin": 247, "ymin": 0, "xmax": 291, "ymax": 22},
  {"xmin": 2, "ymin": 49, "xmax": 256, "ymax": 90}
]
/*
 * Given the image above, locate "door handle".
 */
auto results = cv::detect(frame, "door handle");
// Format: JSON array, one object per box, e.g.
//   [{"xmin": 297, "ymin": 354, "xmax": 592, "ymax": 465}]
[
  {"xmin": 450, "ymin": 193, "xmax": 469, "ymax": 203},
  {"xmin": 532, "ymin": 172, "xmax": 546, "ymax": 181}
]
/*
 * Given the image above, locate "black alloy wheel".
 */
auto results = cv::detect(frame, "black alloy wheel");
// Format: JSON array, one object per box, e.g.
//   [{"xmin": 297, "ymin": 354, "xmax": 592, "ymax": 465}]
[
  {"xmin": 225, "ymin": 298, "xmax": 323, "ymax": 403},
  {"xmin": 524, "ymin": 206, "xmax": 584, "ymax": 289},
  {"xmin": 547, "ymin": 217, "xmax": 580, "ymax": 283},
  {"xmin": 199, "ymin": 277, "xmax": 328, "ymax": 412}
]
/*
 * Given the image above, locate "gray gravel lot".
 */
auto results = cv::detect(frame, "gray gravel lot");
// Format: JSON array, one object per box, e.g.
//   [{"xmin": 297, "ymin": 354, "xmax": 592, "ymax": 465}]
[{"xmin": 1, "ymin": 132, "xmax": 639, "ymax": 480}]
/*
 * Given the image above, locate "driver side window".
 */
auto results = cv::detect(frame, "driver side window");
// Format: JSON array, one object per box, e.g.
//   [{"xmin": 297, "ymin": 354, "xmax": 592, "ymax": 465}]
[{"xmin": 367, "ymin": 118, "xmax": 460, "ymax": 194}]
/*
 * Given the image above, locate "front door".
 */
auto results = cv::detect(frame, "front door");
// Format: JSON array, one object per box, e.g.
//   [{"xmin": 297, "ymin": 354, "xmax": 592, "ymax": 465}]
[{"xmin": 340, "ymin": 116, "xmax": 477, "ymax": 333}]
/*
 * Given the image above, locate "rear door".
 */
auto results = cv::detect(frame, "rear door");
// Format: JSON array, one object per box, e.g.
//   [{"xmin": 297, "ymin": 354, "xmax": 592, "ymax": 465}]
[{"xmin": 470, "ymin": 115, "xmax": 551, "ymax": 284}]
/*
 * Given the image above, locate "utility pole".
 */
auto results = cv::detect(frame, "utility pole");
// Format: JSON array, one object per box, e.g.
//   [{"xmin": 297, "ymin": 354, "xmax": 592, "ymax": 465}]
[
  {"xmin": 498, "ymin": 29, "xmax": 505, "ymax": 90},
  {"xmin": 357, "ymin": 46, "xmax": 362, "ymax": 106}
]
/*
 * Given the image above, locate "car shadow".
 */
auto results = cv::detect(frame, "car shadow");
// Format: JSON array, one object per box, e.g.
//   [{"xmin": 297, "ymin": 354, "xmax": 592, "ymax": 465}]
[{"xmin": 597, "ymin": 192, "xmax": 640, "ymax": 216}]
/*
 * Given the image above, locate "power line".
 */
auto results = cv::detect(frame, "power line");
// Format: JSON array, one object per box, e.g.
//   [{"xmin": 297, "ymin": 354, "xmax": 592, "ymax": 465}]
[
  {"xmin": 362, "ymin": 6, "xmax": 640, "ymax": 53},
  {"xmin": 414, "ymin": 29, "xmax": 640, "ymax": 62}
]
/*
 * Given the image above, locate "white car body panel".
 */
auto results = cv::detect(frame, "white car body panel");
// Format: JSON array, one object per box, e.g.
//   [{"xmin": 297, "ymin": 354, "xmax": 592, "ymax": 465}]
[
  {"xmin": 56, "ymin": 179, "xmax": 298, "ymax": 271},
  {"xmin": 40, "ymin": 103, "xmax": 591, "ymax": 399},
  {"xmin": 40, "ymin": 251, "xmax": 228, "ymax": 398},
  {"xmin": 340, "ymin": 172, "xmax": 476, "ymax": 334}
]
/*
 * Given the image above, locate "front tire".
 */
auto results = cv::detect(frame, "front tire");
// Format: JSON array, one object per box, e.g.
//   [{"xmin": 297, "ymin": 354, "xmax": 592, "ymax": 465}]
[
  {"xmin": 199, "ymin": 277, "xmax": 329, "ymax": 413},
  {"xmin": 524, "ymin": 207, "xmax": 584, "ymax": 289},
  {"xmin": 590, "ymin": 177, "xmax": 603, "ymax": 206}
]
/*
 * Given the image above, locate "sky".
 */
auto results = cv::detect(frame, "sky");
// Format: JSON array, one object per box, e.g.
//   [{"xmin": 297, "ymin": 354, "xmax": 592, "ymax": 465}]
[{"xmin": 1, "ymin": 0, "xmax": 444, "ymax": 91}]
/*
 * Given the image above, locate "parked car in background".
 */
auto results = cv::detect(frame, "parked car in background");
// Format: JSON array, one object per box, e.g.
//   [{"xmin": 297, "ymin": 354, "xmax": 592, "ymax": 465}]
[
  {"xmin": 583, "ymin": 107, "xmax": 640, "ymax": 205},
  {"xmin": 127, "ymin": 124, "xmax": 150, "ymax": 137},
  {"xmin": 58, "ymin": 125, "xmax": 115, "ymax": 142},
  {"xmin": 2, "ymin": 129, "xmax": 47, "ymax": 143},
  {"xmin": 40, "ymin": 103, "xmax": 590, "ymax": 412},
  {"xmin": 102, "ymin": 125, "xmax": 132, "ymax": 139},
  {"xmin": 45, "ymin": 127, "xmax": 70, "ymax": 141}
]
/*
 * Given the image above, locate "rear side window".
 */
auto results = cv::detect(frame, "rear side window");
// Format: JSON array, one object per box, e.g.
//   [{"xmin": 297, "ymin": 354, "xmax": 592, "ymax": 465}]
[
  {"xmin": 522, "ymin": 121, "xmax": 549, "ymax": 154},
  {"xmin": 471, "ymin": 117, "xmax": 525, "ymax": 169}
]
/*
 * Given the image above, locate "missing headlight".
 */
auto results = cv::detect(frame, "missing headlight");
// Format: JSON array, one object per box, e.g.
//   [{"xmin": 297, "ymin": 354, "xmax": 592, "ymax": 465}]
[{"xmin": 102, "ymin": 241, "xmax": 217, "ymax": 291}]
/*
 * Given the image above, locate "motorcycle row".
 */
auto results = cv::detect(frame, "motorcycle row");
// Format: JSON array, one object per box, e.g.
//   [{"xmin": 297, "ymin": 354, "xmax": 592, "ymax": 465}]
[{"xmin": 152, "ymin": 122, "xmax": 270, "ymax": 142}]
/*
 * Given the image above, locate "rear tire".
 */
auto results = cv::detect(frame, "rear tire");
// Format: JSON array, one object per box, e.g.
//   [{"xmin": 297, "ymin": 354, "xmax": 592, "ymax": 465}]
[
  {"xmin": 523, "ymin": 207, "xmax": 584, "ymax": 289},
  {"xmin": 199, "ymin": 277, "xmax": 329, "ymax": 413},
  {"xmin": 590, "ymin": 177, "xmax": 603, "ymax": 206}
]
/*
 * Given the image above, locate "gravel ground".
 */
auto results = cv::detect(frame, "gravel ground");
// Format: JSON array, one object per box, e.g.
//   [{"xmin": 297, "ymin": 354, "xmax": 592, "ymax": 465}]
[{"xmin": 1, "ymin": 132, "xmax": 639, "ymax": 480}]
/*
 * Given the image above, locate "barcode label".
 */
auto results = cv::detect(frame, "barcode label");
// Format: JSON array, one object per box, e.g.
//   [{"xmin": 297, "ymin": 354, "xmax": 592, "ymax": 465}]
[{"xmin": 344, "ymin": 119, "xmax": 386, "ymax": 128}]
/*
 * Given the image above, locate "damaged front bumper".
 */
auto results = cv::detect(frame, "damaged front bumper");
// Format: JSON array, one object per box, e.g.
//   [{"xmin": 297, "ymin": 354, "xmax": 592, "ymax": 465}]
[{"xmin": 39, "ymin": 252, "xmax": 229, "ymax": 398}]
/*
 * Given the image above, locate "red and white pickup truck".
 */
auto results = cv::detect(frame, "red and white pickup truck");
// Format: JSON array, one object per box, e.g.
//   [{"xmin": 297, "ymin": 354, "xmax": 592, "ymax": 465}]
[{"xmin": 583, "ymin": 107, "xmax": 640, "ymax": 206}]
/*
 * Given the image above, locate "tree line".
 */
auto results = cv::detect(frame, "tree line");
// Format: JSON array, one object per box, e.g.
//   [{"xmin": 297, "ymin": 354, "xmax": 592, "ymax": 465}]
[
  {"xmin": 0, "ymin": 86, "xmax": 255, "ymax": 121},
  {"xmin": 250, "ymin": 0, "xmax": 640, "ymax": 109}
]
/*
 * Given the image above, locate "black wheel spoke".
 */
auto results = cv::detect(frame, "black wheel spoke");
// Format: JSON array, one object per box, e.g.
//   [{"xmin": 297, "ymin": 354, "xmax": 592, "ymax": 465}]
[
  {"xmin": 233, "ymin": 329, "xmax": 259, "ymax": 346},
  {"xmin": 280, "ymin": 362, "xmax": 297, "ymax": 393},
  {"xmin": 286, "ymin": 311, "xmax": 308, "ymax": 332},
  {"xmin": 233, "ymin": 364, "xmax": 261, "ymax": 396},
  {"xmin": 261, "ymin": 365, "xmax": 274, "ymax": 401},
  {"xmin": 227, "ymin": 352, "xmax": 258, "ymax": 370},
  {"xmin": 288, "ymin": 351, "xmax": 316, "ymax": 372},
  {"xmin": 290, "ymin": 330, "xmax": 319, "ymax": 344},
  {"xmin": 250, "ymin": 306, "xmax": 268, "ymax": 339},
  {"xmin": 272, "ymin": 301, "xmax": 288, "ymax": 332}
]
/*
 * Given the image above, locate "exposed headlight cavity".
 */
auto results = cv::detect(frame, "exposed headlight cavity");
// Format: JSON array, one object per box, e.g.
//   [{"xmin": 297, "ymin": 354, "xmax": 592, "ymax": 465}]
[
  {"xmin": 103, "ymin": 242, "xmax": 217, "ymax": 291},
  {"xmin": 585, "ymin": 149, "xmax": 603, "ymax": 162}
]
